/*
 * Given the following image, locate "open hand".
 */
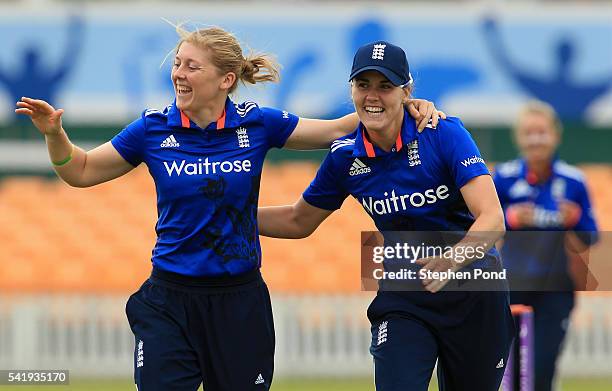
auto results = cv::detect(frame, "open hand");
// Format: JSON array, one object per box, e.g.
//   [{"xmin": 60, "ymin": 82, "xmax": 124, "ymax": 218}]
[{"xmin": 15, "ymin": 97, "xmax": 64, "ymax": 136}]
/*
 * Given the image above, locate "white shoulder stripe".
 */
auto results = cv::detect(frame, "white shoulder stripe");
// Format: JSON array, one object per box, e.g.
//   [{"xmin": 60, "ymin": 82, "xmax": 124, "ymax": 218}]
[
  {"xmin": 331, "ymin": 144, "xmax": 353, "ymax": 153},
  {"xmin": 495, "ymin": 160, "xmax": 522, "ymax": 178},
  {"xmin": 554, "ymin": 161, "xmax": 585, "ymax": 182},
  {"xmin": 236, "ymin": 101, "xmax": 257, "ymax": 110},
  {"xmin": 144, "ymin": 108, "xmax": 162, "ymax": 117},
  {"xmin": 236, "ymin": 104, "xmax": 256, "ymax": 113},
  {"xmin": 236, "ymin": 100, "xmax": 257, "ymax": 107},
  {"xmin": 331, "ymin": 142, "xmax": 355, "ymax": 148},
  {"xmin": 331, "ymin": 139, "xmax": 355, "ymax": 146},
  {"xmin": 235, "ymin": 101, "xmax": 258, "ymax": 117},
  {"xmin": 331, "ymin": 139, "xmax": 356, "ymax": 153},
  {"xmin": 236, "ymin": 107, "xmax": 256, "ymax": 117}
]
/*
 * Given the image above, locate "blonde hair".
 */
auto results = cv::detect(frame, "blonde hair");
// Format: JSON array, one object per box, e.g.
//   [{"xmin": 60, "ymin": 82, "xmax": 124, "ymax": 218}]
[
  {"xmin": 515, "ymin": 100, "xmax": 563, "ymax": 135},
  {"xmin": 173, "ymin": 24, "xmax": 280, "ymax": 93}
]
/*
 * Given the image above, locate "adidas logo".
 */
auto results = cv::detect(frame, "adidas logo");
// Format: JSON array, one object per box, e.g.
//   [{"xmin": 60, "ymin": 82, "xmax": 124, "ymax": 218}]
[
  {"xmin": 255, "ymin": 373, "xmax": 265, "ymax": 385},
  {"xmin": 496, "ymin": 358, "xmax": 504, "ymax": 369},
  {"xmin": 161, "ymin": 135, "xmax": 180, "ymax": 148},
  {"xmin": 349, "ymin": 158, "xmax": 371, "ymax": 176}
]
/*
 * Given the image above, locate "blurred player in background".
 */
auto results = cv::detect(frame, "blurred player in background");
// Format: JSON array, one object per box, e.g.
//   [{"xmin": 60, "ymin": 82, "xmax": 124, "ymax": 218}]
[
  {"xmin": 258, "ymin": 41, "xmax": 514, "ymax": 391},
  {"xmin": 493, "ymin": 100, "xmax": 599, "ymax": 391},
  {"xmin": 15, "ymin": 26, "xmax": 441, "ymax": 391}
]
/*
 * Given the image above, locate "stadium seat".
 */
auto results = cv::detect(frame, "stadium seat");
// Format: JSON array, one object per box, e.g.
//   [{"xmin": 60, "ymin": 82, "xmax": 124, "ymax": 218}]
[{"xmin": 0, "ymin": 163, "xmax": 609, "ymax": 293}]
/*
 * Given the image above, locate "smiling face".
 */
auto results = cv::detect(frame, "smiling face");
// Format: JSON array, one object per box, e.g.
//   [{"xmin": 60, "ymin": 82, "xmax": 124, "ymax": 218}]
[
  {"xmin": 171, "ymin": 41, "xmax": 231, "ymax": 113},
  {"xmin": 515, "ymin": 110, "xmax": 560, "ymax": 164},
  {"xmin": 351, "ymin": 70, "xmax": 408, "ymax": 134}
]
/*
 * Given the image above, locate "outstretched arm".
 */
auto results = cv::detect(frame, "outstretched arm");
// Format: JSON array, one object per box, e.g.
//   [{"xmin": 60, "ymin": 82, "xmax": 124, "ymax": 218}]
[
  {"xmin": 16, "ymin": 97, "xmax": 134, "ymax": 187},
  {"xmin": 283, "ymin": 99, "xmax": 445, "ymax": 150},
  {"xmin": 258, "ymin": 197, "xmax": 333, "ymax": 239}
]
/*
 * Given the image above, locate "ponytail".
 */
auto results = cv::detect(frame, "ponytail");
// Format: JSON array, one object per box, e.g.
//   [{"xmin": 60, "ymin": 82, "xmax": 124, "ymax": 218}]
[{"xmin": 240, "ymin": 53, "xmax": 280, "ymax": 87}]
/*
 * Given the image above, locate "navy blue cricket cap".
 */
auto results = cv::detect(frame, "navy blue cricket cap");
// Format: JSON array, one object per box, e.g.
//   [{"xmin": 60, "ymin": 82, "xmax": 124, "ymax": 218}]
[{"xmin": 349, "ymin": 41, "xmax": 413, "ymax": 87}]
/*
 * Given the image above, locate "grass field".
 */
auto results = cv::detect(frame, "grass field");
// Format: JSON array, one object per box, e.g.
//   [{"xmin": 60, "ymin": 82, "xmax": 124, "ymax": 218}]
[{"xmin": 3, "ymin": 377, "xmax": 612, "ymax": 390}]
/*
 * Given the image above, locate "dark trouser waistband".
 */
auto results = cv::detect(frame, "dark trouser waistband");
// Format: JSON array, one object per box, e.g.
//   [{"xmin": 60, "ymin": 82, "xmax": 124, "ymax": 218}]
[{"xmin": 150, "ymin": 267, "xmax": 263, "ymax": 292}]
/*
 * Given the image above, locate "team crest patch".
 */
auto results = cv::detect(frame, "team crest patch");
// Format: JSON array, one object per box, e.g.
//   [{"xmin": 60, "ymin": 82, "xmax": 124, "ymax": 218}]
[
  {"xmin": 407, "ymin": 140, "xmax": 421, "ymax": 166},
  {"xmin": 236, "ymin": 127, "xmax": 250, "ymax": 148}
]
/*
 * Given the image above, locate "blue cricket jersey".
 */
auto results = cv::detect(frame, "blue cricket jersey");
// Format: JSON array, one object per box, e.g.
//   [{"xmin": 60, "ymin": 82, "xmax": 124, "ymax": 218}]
[
  {"xmin": 493, "ymin": 158, "xmax": 599, "ymax": 289},
  {"xmin": 303, "ymin": 109, "xmax": 500, "ymax": 272},
  {"xmin": 111, "ymin": 97, "xmax": 298, "ymax": 276}
]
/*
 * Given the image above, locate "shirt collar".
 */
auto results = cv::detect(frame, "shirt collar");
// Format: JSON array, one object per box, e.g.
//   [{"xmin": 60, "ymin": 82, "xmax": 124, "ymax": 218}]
[
  {"xmin": 352, "ymin": 108, "xmax": 416, "ymax": 158},
  {"xmin": 166, "ymin": 97, "xmax": 238, "ymax": 131}
]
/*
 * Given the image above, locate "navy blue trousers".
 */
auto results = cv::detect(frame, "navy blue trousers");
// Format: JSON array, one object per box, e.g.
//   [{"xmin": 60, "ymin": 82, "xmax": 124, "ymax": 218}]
[
  {"xmin": 510, "ymin": 291, "xmax": 575, "ymax": 391},
  {"xmin": 368, "ymin": 290, "xmax": 515, "ymax": 391},
  {"xmin": 125, "ymin": 268, "xmax": 275, "ymax": 391}
]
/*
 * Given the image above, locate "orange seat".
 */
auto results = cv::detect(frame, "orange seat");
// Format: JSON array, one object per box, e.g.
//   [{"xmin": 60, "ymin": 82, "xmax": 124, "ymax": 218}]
[{"xmin": 0, "ymin": 163, "xmax": 610, "ymax": 293}]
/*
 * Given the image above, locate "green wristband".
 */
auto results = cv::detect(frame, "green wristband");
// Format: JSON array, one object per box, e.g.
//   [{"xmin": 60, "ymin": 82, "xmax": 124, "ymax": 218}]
[{"xmin": 52, "ymin": 145, "xmax": 74, "ymax": 167}]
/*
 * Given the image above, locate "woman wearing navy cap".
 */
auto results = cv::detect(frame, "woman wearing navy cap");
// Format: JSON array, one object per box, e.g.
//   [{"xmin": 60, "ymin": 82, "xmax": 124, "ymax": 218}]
[
  {"xmin": 15, "ymin": 26, "xmax": 442, "ymax": 391},
  {"xmin": 259, "ymin": 41, "xmax": 514, "ymax": 390},
  {"xmin": 493, "ymin": 100, "xmax": 599, "ymax": 391}
]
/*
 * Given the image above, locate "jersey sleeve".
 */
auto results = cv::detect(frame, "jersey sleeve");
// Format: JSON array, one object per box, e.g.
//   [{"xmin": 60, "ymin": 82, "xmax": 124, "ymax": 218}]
[
  {"xmin": 261, "ymin": 107, "xmax": 300, "ymax": 149},
  {"xmin": 110, "ymin": 114, "xmax": 146, "ymax": 167},
  {"xmin": 573, "ymin": 180, "xmax": 599, "ymax": 245},
  {"xmin": 437, "ymin": 117, "xmax": 490, "ymax": 188},
  {"xmin": 302, "ymin": 152, "xmax": 349, "ymax": 211}
]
